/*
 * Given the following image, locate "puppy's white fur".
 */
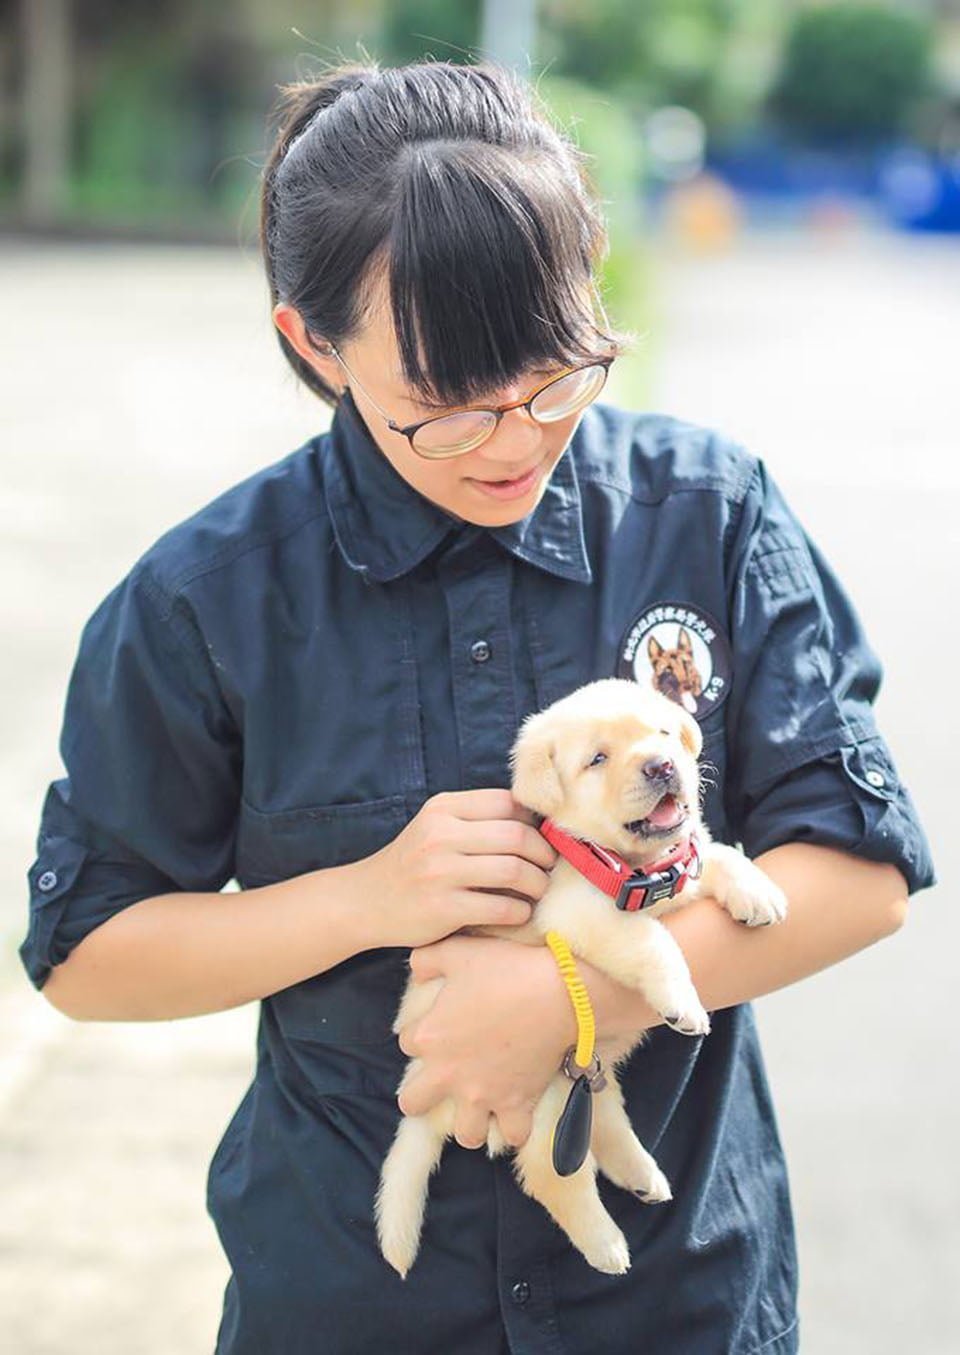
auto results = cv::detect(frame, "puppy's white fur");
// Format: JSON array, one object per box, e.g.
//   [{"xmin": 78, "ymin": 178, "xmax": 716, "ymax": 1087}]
[{"xmin": 375, "ymin": 678, "xmax": 787, "ymax": 1277}]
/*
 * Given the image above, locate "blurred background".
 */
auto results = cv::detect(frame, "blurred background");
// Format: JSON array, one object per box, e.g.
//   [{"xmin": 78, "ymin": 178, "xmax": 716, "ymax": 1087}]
[{"xmin": 1, "ymin": 2, "xmax": 957, "ymax": 1352}]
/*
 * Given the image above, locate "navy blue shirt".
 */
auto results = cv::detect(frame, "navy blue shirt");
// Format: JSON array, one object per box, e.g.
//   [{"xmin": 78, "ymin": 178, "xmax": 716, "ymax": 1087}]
[{"xmin": 21, "ymin": 389, "xmax": 935, "ymax": 1354}]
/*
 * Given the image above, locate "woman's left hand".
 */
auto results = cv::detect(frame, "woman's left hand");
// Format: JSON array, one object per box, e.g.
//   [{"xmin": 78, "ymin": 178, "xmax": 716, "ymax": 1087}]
[{"xmin": 395, "ymin": 935, "xmax": 577, "ymax": 1151}]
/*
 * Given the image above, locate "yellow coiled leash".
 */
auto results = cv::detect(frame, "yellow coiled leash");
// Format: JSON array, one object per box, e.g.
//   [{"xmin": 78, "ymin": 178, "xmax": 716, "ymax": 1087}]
[{"xmin": 544, "ymin": 930, "xmax": 606, "ymax": 1177}]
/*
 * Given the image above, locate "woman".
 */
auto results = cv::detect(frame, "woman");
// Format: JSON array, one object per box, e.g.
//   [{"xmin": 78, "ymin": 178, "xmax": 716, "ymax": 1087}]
[{"xmin": 22, "ymin": 58, "xmax": 934, "ymax": 1354}]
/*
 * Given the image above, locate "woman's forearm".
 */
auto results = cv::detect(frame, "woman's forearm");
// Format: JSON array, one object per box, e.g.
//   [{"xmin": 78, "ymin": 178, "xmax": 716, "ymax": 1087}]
[
  {"xmin": 41, "ymin": 860, "xmax": 383, "ymax": 1023},
  {"xmin": 581, "ymin": 843, "xmax": 911, "ymax": 1040}
]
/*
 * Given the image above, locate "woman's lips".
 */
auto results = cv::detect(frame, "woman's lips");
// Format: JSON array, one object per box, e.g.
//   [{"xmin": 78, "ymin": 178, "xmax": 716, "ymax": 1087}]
[{"xmin": 467, "ymin": 455, "xmax": 545, "ymax": 500}]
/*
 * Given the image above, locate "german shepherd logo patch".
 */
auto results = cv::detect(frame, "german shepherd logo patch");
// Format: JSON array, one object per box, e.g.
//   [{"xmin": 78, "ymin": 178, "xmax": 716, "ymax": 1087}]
[{"xmin": 616, "ymin": 602, "xmax": 732, "ymax": 720}]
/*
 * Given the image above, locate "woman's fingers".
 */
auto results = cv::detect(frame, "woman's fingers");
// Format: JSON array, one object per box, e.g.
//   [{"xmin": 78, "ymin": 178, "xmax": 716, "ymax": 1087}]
[
  {"xmin": 397, "ymin": 1067, "xmax": 446, "ymax": 1117},
  {"xmin": 457, "ymin": 816, "xmax": 558, "ymax": 876},
  {"xmin": 494, "ymin": 1107, "xmax": 533, "ymax": 1150},
  {"xmin": 453, "ymin": 1105, "xmax": 492, "ymax": 1151},
  {"xmin": 398, "ymin": 1074, "xmax": 491, "ymax": 1149},
  {"xmin": 438, "ymin": 787, "xmax": 532, "ymax": 824}
]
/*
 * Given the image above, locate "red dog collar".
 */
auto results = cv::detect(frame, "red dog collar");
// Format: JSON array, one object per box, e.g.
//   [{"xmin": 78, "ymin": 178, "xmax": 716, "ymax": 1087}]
[{"xmin": 538, "ymin": 817, "xmax": 702, "ymax": 912}]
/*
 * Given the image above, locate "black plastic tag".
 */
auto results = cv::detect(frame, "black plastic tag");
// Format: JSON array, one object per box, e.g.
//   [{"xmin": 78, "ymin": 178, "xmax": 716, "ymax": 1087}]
[{"xmin": 551, "ymin": 1075, "xmax": 593, "ymax": 1176}]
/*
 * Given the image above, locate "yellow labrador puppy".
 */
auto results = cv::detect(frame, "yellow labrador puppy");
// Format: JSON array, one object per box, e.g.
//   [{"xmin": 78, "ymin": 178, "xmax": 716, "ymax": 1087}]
[{"xmin": 376, "ymin": 677, "xmax": 787, "ymax": 1277}]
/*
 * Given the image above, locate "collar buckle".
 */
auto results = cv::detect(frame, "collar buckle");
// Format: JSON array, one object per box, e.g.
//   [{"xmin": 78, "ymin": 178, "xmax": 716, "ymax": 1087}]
[{"xmin": 615, "ymin": 862, "xmax": 684, "ymax": 912}]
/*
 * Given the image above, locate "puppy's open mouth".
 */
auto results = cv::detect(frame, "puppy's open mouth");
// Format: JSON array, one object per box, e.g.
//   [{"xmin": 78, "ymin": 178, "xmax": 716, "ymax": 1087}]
[{"xmin": 624, "ymin": 793, "xmax": 689, "ymax": 838}]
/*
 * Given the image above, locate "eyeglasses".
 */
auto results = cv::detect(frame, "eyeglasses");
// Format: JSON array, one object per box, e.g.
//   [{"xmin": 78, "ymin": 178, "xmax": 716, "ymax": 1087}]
[{"xmin": 324, "ymin": 344, "xmax": 616, "ymax": 459}]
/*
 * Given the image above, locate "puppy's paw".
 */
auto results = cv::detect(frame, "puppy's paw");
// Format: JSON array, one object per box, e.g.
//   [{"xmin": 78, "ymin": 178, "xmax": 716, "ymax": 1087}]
[
  {"xmin": 661, "ymin": 1002, "xmax": 711, "ymax": 1037},
  {"xmin": 722, "ymin": 869, "xmax": 788, "ymax": 928},
  {"xmin": 634, "ymin": 1164, "xmax": 672, "ymax": 1204},
  {"xmin": 582, "ymin": 1227, "xmax": 631, "ymax": 1276}
]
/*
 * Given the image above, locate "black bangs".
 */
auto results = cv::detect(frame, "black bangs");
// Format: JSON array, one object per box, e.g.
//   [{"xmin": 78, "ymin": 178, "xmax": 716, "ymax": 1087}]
[
  {"xmin": 387, "ymin": 140, "xmax": 625, "ymax": 407},
  {"xmin": 261, "ymin": 58, "xmax": 638, "ymax": 409}
]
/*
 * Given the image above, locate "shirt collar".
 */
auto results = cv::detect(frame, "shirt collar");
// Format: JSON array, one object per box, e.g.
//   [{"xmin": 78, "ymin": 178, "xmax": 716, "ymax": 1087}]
[{"xmin": 321, "ymin": 388, "xmax": 593, "ymax": 585}]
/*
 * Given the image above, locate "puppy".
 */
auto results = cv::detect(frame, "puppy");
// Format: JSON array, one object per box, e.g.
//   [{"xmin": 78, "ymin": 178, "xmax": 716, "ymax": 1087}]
[
  {"xmin": 648, "ymin": 625, "xmax": 702, "ymax": 714},
  {"xmin": 375, "ymin": 678, "xmax": 787, "ymax": 1277}
]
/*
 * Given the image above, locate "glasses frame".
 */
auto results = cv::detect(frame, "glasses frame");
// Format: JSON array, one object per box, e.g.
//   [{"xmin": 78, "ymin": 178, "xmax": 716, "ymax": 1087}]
[{"xmin": 322, "ymin": 342, "xmax": 617, "ymax": 459}]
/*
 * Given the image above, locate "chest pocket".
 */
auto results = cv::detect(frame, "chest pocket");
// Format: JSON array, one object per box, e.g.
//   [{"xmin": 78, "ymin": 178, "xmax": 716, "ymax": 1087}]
[{"xmin": 237, "ymin": 794, "xmax": 413, "ymax": 1045}]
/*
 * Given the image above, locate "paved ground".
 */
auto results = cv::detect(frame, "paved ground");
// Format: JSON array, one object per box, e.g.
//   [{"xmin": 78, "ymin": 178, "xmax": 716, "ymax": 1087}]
[{"xmin": 1, "ymin": 222, "xmax": 956, "ymax": 1353}]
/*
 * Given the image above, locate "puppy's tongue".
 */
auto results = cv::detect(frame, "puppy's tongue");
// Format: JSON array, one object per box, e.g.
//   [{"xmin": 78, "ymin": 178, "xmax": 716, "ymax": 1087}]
[{"xmin": 646, "ymin": 794, "xmax": 684, "ymax": 829}]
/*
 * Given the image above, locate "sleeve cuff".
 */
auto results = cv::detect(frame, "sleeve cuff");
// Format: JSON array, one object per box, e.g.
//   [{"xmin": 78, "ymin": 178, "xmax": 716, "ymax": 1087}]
[{"xmin": 736, "ymin": 734, "xmax": 937, "ymax": 898}]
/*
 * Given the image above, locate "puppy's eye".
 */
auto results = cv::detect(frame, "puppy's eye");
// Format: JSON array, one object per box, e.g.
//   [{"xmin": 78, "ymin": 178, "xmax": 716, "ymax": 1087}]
[
  {"xmin": 659, "ymin": 729, "xmax": 670, "ymax": 737},
  {"xmin": 588, "ymin": 750, "xmax": 608, "ymax": 768}
]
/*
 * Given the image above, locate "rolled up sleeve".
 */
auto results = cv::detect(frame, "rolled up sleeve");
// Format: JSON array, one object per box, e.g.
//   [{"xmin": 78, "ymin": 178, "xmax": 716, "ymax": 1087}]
[
  {"xmin": 722, "ymin": 459, "xmax": 936, "ymax": 898},
  {"xmin": 21, "ymin": 565, "xmax": 242, "ymax": 991}
]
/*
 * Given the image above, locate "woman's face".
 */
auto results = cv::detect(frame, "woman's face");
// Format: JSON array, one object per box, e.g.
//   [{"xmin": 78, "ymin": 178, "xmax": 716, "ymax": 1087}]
[{"xmin": 272, "ymin": 277, "xmax": 590, "ymax": 527}]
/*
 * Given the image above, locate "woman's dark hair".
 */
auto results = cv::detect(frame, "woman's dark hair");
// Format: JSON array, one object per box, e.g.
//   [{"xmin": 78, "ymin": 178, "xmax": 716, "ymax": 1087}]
[{"xmin": 260, "ymin": 58, "xmax": 636, "ymax": 410}]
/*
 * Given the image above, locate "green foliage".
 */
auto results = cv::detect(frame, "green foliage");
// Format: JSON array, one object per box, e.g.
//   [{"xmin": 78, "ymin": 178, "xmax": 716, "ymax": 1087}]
[
  {"xmin": 538, "ymin": 0, "xmax": 736, "ymax": 123},
  {"xmin": 69, "ymin": 28, "xmax": 257, "ymax": 228},
  {"xmin": 766, "ymin": 2, "xmax": 934, "ymax": 146},
  {"xmin": 535, "ymin": 75, "xmax": 654, "ymax": 406},
  {"xmin": 379, "ymin": 0, "xmax": 482, "ymax": 65}
]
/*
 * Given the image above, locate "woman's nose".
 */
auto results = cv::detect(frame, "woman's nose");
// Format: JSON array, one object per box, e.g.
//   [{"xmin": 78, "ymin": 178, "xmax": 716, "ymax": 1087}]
[{"xmin": 481, "ymin": 408, "xmax": 544, "ymax": 463}]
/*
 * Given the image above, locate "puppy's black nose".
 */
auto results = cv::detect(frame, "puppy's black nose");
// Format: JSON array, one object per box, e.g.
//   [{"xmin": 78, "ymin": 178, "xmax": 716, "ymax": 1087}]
[{"xmin": 642, "ymin": 756, "xmax": 674, "ymax": 782}]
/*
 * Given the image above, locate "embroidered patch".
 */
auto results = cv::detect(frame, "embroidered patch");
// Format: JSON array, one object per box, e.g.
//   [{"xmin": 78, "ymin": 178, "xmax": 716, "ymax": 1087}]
[{"xmin": 616, "ymin": 602, "xmax": 733, "ymax": 720}]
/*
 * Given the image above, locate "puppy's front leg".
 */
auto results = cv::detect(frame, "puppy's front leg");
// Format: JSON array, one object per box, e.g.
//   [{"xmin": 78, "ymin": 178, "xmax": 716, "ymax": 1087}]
[
  {"xmin": 699, "ymin": 843, "xmax": 788, "ymax": 928},
  {"xmin": 553, "ymin": 902, "xmax": 711, "ymax": 1037}
]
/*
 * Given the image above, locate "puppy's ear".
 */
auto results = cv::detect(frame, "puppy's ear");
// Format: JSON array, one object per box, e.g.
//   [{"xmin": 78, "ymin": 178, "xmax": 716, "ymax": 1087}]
[
  {"xmin": 510, "ymin": 721, "xmax": 564, "ymax": 818},
  {"xmin": 678, "ymin": 708, "xmax": 702, "ymax": 758},
  {"xmin": 648, "ymin": 635, "xmax": 664, "ymax": 662}
]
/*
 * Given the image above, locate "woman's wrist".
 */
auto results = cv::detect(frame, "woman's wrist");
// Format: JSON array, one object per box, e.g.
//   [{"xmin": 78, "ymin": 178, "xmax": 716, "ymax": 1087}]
[{"xmin": 534, "ymin": 942, "xmax": 584, "ymax": 1054}]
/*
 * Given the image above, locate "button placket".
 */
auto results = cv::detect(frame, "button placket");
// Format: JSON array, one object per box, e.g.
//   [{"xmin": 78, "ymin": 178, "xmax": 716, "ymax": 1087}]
[
  {"xmin": 493, "ymin": 1153, "xmax": 566, "ymax": 1354},
  {"xmin": 440, "ymin": 546, "xmax": 518, "ymax": 790}
]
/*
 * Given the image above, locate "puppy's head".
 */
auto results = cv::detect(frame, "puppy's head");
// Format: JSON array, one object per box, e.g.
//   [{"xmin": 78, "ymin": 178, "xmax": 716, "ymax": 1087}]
[{"xmin": 509, "ymin": 678, "xmax": 703, "ymax": 866}]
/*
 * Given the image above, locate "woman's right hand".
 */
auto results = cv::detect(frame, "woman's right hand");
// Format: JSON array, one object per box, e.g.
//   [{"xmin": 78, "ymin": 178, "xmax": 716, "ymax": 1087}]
[{"xmin": 358, "ymin": 788, "xmax": 559, "ymax": 950}]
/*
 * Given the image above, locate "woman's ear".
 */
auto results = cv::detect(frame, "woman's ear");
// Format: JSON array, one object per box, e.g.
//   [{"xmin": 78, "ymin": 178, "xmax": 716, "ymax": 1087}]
[
  {"xmin": 271, "ymin": 305, "xmax": 345, "ymax": 392},
  {"xmin": 678, "ymin": 709, "xmax": 703, "ymax": 759},
  {"xmin": 509, "ymin": 718, "xmax": 564, "ymax": 818}
]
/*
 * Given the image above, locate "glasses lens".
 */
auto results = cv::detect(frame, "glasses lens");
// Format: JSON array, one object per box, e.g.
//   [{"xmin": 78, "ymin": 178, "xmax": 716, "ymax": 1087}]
[
  {"xmin": 412, "ymin": 410, "xmax": 498, "ymax": 458},
  {"xmin": 530, "ymin": 365, "xmax": 609, "ymax": 423}
]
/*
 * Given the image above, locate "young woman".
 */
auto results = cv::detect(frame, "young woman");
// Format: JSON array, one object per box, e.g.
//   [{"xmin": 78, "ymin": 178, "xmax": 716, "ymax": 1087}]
[{"xmin": 22, "ymin": 59, "xmax": 934, "ymax": 1354}]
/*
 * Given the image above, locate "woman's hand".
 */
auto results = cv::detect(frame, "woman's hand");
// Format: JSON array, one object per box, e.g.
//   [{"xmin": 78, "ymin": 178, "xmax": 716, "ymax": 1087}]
[
  {"xmin": 395, "ymin": 934, "xmax": 578, "ymax": 1151},
  {"xmin": 358, "ymin": 789, "xmax": 557, "ymax": 951}
]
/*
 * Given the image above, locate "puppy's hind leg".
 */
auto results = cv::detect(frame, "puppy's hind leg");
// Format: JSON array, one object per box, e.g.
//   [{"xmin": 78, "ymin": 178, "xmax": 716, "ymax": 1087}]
[
  {"xmin": 375, "ymin": 1100, "xmax": 453, "ymax": 1279},
  {"xmin": 589, "ymin": 1079, "xmax": 672, "ymax": 1204},
  {"xmin": 512, "ymin": 1077, "xmax": 631, "ymax": 1275}
]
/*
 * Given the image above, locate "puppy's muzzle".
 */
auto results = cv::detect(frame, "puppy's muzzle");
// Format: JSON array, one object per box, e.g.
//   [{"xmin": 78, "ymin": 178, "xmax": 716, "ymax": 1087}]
[
  {"xmin": 624, "ymin": 757, "xmax": 694, "ymax": 838},
  {"xmin": 642, "ymin": 756, "xmax": 676, "ymax": 786}
]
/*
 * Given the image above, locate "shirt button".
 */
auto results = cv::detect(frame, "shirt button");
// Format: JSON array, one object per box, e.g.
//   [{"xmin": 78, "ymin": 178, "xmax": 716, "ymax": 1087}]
[
  {"xmin": 470, "ymin": 639, "xmax": 492, "ymax": 663},
  {"xmin": 511, "ymin": 1279, "xmax": 531, "ymax": 1306},
  {"xmin": 37, "ymin": 870, "xmax": 58, "ymax": 892},
  {"xmin": 865, "ymin": 769, "xmax": 886, "ymax": 788}
]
